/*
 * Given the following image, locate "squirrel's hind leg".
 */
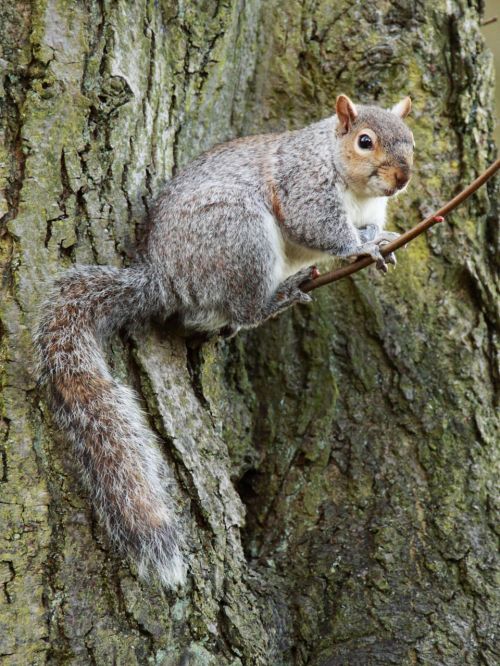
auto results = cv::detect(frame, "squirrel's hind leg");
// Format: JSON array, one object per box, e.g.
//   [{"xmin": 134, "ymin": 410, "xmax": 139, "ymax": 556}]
[
  {"xmin": 233, "ymin": 266, "xmax": 315, "ymax": 329},
  {"xmin": 263, "ymin": 267, "xmax": 314, "ymax": 317}
]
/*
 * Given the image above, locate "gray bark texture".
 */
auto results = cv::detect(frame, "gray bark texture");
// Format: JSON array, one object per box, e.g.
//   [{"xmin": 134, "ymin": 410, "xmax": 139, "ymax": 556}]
[{"xmin": 0, "ymin": 1, "xmax": 498, "ymax": 664}]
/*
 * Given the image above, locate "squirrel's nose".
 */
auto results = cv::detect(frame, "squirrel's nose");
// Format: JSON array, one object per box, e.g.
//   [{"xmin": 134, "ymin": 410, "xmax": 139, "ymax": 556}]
[{"xmin": 395, "ymin": 166, "xmax": 411, "ymax": 190}]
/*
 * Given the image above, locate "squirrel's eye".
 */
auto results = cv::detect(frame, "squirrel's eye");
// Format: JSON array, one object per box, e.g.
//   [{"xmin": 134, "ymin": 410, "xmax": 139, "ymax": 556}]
[{"xmin": 358, "ymin": 134, "xmax": 373, "ymax": 150}]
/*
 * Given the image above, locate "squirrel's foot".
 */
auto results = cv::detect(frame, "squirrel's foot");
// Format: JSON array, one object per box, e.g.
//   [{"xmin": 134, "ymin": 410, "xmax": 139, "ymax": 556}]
[
  {"xmin": 358, "ymin": 226, "xmax": 400, "ymax": 246},
  {"xmin": 272, "ymin": 266, "xmax": 315, "ymax": 311},
  {"xmin": 277, "ymin": 266, "xmax": 316, "ymax": 302},
  {"xmin": 239, "ymin": 267, "xmax": 316, "ymax": 327},
  {"xmin": 373, "ymin": 230, "xmax": 400, "ymax": 244},
  {"xmin": 353, "ymin": 241, "xmax": 388, "ymax": 272},
  {"xmin": 378, "ymin": 241, "xmax": 397, "ymax": 268}
]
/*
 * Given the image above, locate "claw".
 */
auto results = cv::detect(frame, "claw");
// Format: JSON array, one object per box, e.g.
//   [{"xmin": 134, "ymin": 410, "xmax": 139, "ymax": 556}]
[
  {"xmin": 354, "ymin": 240, "xmax": 395, "ymax": 274},
  {"xmin": 376, "ymin": 259, "xmax": 388, "ymax": 274},
  {"xmin": 378, "ymin": 240, "xmax": 397, "ymax": 268},
  {"xmin": 434, "ymin": 215, "xmax": 445, "ymax": 223},
  {"xmin": 386, "ymin": 252, "xmax": 397, "ymax": 266}
]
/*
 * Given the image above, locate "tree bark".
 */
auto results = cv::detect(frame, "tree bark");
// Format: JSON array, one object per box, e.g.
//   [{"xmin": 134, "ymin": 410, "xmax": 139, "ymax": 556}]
[{"xmin": 1, "ymin": 1, "xmax": 498, "ymax": 664}]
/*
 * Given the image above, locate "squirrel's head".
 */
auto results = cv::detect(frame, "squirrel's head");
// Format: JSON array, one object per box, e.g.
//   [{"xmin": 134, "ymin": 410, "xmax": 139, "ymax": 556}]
[{"xmin": 334, "ymin": 94, "xmax": 414, "ymax": 198}]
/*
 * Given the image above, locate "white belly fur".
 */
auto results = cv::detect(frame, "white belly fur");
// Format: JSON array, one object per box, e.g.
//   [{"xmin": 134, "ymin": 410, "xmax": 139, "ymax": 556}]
[
  {"xmin": 282, "ymin": 240, "xmax": 330, "ymax": 278},
  {"xmin": 263, "ymin": 211, "xmax": 331, "ymax": 292},
  {"xmin": 342, "ymin": 189, "xmax": 387, "ymax": 230}
]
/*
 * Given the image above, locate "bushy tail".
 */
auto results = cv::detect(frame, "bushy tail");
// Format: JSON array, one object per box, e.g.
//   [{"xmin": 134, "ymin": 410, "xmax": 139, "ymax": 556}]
[{"xmin": 35, "ymin": 264, "xmax": 186, "ymax": 587}]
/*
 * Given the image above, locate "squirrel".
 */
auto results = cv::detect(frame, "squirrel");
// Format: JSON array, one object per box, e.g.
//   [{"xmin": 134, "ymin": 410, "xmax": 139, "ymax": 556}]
[{"xmin": 35, "ymin": 94, "xmax": 414, "ymax": 588}]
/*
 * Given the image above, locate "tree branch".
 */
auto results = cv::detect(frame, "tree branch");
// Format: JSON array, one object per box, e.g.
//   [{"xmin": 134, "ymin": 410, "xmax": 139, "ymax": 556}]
[{"xmin": 301, "ymin": 158, "xmax": 500, "ymax": 293}]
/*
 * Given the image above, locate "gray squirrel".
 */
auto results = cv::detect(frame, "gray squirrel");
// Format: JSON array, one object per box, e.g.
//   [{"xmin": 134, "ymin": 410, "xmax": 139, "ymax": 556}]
[{"xmin": 35, "ymin": 94, "xmax": 414, "ymax": 587}]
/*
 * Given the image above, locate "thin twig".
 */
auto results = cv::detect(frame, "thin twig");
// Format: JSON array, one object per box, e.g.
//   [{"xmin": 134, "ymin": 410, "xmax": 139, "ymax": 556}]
[
  {"xmin": 481, "ymin": 16, "xmax": 497, "ymax": 26},
  {"xmin": 301, "ymin": 158, "xmax": 500, "ymax": 293}
]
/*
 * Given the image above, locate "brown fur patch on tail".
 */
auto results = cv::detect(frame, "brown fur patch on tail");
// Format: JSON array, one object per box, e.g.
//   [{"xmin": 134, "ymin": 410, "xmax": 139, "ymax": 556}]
[{"xmin": 54, "ymin": 373, "xmax": 164, "ymax": 532}]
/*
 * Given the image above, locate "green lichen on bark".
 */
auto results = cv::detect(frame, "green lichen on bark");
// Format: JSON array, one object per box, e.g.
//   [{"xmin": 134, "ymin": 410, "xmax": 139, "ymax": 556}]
[{"xmin": 0, "ymin": 0, "xmax": 498, "ymax": 664}]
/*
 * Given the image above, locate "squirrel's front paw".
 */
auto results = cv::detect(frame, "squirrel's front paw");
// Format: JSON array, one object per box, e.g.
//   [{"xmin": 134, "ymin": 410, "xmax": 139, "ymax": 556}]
[
  {"xmin": 374, "ymin": 230, "xmax": 400, "ymax": 244},
  {"xmin": 355, "ymin": 241, "xmax": 388, "ymax": 272},
  {"xmin": 376, "ymin": 241, "xmax": 397, "ymax": 270}
]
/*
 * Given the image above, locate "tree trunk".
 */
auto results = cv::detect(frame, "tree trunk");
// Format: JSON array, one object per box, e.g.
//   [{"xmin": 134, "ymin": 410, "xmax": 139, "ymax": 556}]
[{"xmin": 1, "ymin": 1, "xmax": 498, "ymax": 664}]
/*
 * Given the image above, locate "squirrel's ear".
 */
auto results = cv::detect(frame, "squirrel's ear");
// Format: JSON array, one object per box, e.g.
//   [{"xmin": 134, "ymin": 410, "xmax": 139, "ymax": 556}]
[
  {"xmin": 391, "ymin": 96, "xmax": 412, "ymax": 118},
  {"xmin": 336, "ymin": 94, "xmax": 358, "ymax": 133}
]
